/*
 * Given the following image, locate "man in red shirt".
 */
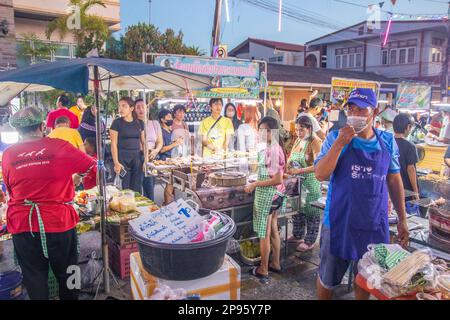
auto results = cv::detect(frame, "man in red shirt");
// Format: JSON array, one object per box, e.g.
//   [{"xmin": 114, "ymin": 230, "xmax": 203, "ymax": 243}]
[
  {"xmin": 2, "ymin": 107, "xmax": 96, "ymax": 300},
  {"xmin": 46, "ymin": 94, "xmax": 80, "ymax": 131}
]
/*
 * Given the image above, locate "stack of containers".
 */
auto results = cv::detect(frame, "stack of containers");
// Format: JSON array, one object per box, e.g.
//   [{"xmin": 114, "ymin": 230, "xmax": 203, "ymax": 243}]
[{"xmin": 106, "ymin": 222, "xmax": 139, "ymax": 280}]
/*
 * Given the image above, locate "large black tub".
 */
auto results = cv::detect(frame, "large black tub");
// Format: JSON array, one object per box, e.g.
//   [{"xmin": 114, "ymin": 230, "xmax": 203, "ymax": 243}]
[{"xmin": 129, "ymin": 211, "xmax": 236, "ymax": 281}]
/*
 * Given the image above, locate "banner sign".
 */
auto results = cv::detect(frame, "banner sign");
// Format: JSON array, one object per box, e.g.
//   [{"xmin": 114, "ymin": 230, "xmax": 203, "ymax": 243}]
[
  {"xmin": 154, "ymin": 55, "xmax": 261, "ymax": 98},
  {"xmin": 330, "ymin": 77, "xmax": 380, "ymax": 107},
  {"xmin": 396, "ymin": 82, "xmax": 431, "ymax": 109}
]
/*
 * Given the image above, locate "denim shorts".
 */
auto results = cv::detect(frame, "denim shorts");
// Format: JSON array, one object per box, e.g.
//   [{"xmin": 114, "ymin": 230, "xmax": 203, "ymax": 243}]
[{"xmin": 318, "ymin": 225, "xmax": 359, "ymax": 290}]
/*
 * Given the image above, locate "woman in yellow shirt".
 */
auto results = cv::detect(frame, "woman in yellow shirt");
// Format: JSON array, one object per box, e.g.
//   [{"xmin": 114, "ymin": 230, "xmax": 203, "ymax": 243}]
[
  {"xmin": 69, "ymin": 96, "xmax": 88, "ymax": 124},
  {"xmin": 198, "ymin": 98, "xmax": 234, "ymax": 158}
]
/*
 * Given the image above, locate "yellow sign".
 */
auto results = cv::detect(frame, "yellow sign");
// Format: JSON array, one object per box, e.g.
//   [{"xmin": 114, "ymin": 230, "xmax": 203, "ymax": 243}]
[
  {"xmin": 331, "ymin": 79, "xmax": 377, "ymax": 90},
  {"xmin": 210, "ymin": 87, "xmax": 248, "ymax": 94}
]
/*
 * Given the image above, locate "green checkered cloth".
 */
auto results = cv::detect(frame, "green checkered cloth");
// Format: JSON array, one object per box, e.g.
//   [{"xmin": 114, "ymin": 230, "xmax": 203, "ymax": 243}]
[
  {"xmin": 253, "ymin": 152, "xmax": 286, "ymax": 238},
  {"xmin": 374, "ymin": 244, "xmax": 408, "ymax": 270},
  {"xmin": 288, "ymin": 139, "xmax": 321, "ymax": 217},
  {"xmin": 22, "ymin": 200, "xmax": 77, "ymax": 260},
  {"xmin": 385, "ymin": 250, "xmax": 408, "ymax": 270},
  {"xmin": 374, "ymin": 244, "xmax": 389, "ymax": 269},
  {"xmin": 24, "ymin": 200, "xmax": 49, "ymax": 259}
]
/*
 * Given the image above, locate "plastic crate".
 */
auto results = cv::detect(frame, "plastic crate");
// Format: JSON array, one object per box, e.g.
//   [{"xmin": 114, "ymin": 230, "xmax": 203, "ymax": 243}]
[
  {"xmin": 106, "ymin": 222, "xmax": 136, "ymax": 246},
  {"xmin": 48, "ymin": 267, "xmax": 59, "ymax": 299},
  {"xmin": 107, "ymin": 236, "xmax": 139, "ymax": 280}
]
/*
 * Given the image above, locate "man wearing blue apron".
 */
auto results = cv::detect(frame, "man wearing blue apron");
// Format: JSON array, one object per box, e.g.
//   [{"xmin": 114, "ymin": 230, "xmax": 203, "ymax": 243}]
[{"xmin": 314, "ymin": 88, "xmax": 409, "ymax": 300}]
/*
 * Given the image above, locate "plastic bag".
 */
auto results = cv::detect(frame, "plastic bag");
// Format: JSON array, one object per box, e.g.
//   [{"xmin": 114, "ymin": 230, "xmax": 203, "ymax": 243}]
[
  {"xmin": 81, "ymin": 251, "xmax": 103, "ymax": 289},
  {"xmin": 226, "ymin": 239, "xmax": 240, "ymax": 255},
  {"xmin": 359, "ymin": 246, "xmax": 438, "ymax": 298},
  {"xmin": 113, "ymin": 175, "xmax": 122, "ymax": 190},
  {"xmin": 149, "ymin": 285, "xmax": 187, "ymax": 300}
]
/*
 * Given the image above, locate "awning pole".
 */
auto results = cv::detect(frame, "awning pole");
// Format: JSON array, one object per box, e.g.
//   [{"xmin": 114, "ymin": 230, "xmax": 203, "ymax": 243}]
[{"xmin": 93, "ymin": 65, "xmax": 110, "ymax": 294}]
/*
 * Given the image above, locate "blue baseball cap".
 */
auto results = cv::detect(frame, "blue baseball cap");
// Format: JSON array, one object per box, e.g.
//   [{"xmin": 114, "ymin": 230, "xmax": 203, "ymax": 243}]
[{"xmin": 347, "ymin": 88, "xmax": 377, "ymax": 109}]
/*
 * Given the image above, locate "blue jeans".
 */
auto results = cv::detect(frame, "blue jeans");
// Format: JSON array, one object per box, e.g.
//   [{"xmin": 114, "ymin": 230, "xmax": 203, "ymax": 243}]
[{"xmin": 142, "ymin": 176, "xmax": 155, "ymax": 201}]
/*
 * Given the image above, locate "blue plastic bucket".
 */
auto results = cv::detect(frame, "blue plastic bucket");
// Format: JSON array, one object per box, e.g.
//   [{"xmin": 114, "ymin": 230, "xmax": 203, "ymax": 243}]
[{"xmin": 0, "ymin": 271, "xmax": 23, "ymax": 300}]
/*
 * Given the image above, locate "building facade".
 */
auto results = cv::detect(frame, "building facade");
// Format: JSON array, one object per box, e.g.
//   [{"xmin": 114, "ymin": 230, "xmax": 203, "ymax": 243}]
[
  {"xmin": 0, "ymin": 0, "xmax": 120, "ymax": 70},
  {"xmin": 229, "ymin": 38, "xmax": 306, "ymax": 66},
  {"xmin": 306, "ymin": 20, "xmax": 447, "ymax": 86}
]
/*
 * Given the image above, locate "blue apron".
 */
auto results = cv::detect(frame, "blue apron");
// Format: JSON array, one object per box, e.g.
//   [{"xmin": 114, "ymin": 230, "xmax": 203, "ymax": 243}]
[{"xmin": 329, "ymin": 130, "xmax": 391, "ymax": 261}]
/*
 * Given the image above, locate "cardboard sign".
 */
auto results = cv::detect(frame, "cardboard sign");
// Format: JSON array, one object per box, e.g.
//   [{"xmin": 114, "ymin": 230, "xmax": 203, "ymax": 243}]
[{"xmin": 129, "ymin": 199, "xmax": 203, "ymax": 244}]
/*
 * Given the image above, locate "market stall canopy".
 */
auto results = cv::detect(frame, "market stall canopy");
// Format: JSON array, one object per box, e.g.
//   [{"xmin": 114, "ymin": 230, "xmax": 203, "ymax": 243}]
[{"xmin": 0, "ymin": 57, "xmax": 212, "ymax": 106}]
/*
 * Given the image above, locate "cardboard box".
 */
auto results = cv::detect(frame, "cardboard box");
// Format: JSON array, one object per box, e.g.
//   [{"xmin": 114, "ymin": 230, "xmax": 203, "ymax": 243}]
[{"xmin": 130, "ymin": 252, "xmax": 240, "ymax": 300}]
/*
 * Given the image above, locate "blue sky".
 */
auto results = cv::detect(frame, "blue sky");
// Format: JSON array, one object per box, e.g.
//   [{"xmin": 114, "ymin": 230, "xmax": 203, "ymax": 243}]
[{"xmin": 119, "ymin": 0, "xmax": 449, "ymax": 54}]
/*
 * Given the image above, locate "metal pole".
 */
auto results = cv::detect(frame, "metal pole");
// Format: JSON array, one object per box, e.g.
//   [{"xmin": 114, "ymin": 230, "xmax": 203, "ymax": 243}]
[
  {"xmin": 440, "ymin": 2, "xmax": 450, "ymax": 103},
  {"xmin": 93, "ymin": 65, "xmax": 110, "ymax": 294},
  {"xmin": 148, "ymin": 0, "xmax": 152, "ymax": 24},
  {"xmin": 211, "ymin": 0, "xmax": 223, "ymax": 56}
]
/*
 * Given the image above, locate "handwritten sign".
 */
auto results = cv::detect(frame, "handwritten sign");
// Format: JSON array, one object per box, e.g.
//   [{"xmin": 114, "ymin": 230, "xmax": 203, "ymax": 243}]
[{"xmin": 129, "ymin": 199, "xmax": 203, "ymax": 244}]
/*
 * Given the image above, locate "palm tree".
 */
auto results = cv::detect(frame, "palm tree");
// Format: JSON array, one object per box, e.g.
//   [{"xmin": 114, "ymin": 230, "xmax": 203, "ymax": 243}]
[{"xmin": 45, "ymin": 0, "xmax": 109, "ymax": 58}]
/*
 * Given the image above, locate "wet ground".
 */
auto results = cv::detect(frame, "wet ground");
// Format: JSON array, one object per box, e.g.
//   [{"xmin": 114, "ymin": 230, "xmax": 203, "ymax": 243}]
[{"xmin": 0, "ymin": 183, "xmax": 357, "ymax": 300}]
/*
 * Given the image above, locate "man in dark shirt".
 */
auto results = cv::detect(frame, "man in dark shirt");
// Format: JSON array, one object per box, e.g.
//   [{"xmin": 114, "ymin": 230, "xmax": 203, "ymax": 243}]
[{"xmin": 393, "ymin": 113, "xmax": 420, "ymax": 216}]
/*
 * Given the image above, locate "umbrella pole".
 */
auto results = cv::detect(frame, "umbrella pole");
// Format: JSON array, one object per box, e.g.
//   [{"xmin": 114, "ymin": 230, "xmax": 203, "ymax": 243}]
[{"xmin": 93, "ymin": 65, "xmax": 110, "ymax": 294}]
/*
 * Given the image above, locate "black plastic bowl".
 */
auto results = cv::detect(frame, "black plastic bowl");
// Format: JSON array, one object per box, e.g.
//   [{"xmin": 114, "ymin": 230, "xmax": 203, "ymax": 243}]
[{"xmin": 129, "ymin": 211, "xmax": 236, "ymax": 281}]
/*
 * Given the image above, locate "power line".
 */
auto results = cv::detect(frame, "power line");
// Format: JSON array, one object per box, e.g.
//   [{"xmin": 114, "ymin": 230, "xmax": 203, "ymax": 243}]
[
  {"xmin": 334, "ymin": 0, "xmax": 446, "ymax": 16},
  {"xmin": 242, "ymin": 0, "xmax": 344, "ymax": 30}
]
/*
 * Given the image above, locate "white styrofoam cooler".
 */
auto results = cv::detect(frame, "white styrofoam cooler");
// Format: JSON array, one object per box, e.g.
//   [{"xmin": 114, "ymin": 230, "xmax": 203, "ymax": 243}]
[{"xmin": 130, "ymin": 253, "xmax": 241, "ymax": 300}]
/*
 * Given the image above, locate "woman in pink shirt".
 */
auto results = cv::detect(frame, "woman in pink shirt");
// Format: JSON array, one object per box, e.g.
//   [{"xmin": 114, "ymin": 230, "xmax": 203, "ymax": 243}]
[{"xmin": 245, "ymin": 116, "xmax": 286, "ymax": 283}]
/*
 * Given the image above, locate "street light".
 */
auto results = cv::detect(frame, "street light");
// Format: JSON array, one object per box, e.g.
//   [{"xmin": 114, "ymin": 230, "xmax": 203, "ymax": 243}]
[{"xmin": 0, "ymin": 122, "xmax": 19, "ymax": 145}]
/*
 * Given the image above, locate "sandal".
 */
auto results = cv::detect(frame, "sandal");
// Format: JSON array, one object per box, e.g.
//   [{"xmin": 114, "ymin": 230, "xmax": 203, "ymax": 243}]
[
  {"xmin": 249, "ymin": 267, "xmax": 269, "ymax": 283},
  {"xmin": 268, "ymin": 265, "xmax": 283, "ymax": 274},
  {"xmin": 296, "ymin": 243, "xmax": 315, "ymax": 252}
]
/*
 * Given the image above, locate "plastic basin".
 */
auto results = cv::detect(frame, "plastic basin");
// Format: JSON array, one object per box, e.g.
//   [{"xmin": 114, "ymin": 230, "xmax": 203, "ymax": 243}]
[
  {"xmin": 0, "ymin": 271, "xmax": 23, "ymax": 300},
  {"xmin": 129, "ymin": 211, "xmax": 236, "ymax": 281}
]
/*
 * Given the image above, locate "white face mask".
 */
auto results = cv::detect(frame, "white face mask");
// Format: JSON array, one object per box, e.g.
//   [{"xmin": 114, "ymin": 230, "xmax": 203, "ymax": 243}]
[{"xmin": 347, "ymin": 115, "xmax": 371, "ymax": 133}]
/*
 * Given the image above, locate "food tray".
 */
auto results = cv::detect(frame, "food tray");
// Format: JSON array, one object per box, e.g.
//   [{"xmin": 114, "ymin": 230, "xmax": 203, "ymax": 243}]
[
  {"xmin": 172, "ymin": 167, "xmax": 207, "ymax": 190},
  {"xmin": 148, "ymin": 162, "xmax": 180, "ymax": 171}
]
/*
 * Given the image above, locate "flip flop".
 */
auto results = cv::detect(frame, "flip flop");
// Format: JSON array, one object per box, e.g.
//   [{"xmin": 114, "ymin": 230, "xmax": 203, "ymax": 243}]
[
  {"xmin": 268, "ymin": 266, "xmax": 283, "ymax": 274},
  {"xmin": 249, "ymin": 267, "xmax": 269, "ymax": 283}
]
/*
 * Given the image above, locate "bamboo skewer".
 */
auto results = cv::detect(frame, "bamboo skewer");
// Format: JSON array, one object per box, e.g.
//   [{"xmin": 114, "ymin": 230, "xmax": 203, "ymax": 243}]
[{"xmin": 382, "ymin": 251, "xmax": 431, "ymax": 286}]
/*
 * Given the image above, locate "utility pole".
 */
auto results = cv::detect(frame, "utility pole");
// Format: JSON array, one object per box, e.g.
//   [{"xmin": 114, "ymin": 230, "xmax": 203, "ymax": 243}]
[
  {"xmin": 441, "ymin": 2, "xmax": 450, "ymax": 103},
  {"xmin": 211, "ymin": 0, "xmax": 223, "ymax": 56},
  {"xmin": 148, "ymin": 0, "xmax": 152, "ymax": 24}
]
